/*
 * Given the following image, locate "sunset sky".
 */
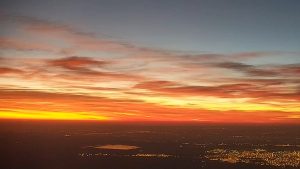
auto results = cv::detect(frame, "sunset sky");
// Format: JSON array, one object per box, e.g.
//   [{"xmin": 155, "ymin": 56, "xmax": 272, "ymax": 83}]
[{"xmin": 0, "ymin": 0, "xmax": 299, "ymax": 123}]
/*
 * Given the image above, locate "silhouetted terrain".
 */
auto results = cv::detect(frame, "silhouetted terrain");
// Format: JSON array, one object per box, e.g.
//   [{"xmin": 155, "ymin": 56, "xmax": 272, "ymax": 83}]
[{"xmin": 0, "ymin": 121, "xmax": 299, "ymax": 169}]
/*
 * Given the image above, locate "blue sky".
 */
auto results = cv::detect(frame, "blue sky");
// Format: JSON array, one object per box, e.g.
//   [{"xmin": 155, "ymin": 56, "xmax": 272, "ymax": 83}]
[{"xmin": 1, "ymin": 0, "xmax": 300, "ymax": 53}]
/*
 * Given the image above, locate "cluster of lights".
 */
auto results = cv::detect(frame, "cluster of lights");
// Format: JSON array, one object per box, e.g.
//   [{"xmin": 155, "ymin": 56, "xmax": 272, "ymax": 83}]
[
  {"xmin": 78, "ymin": 153, "xmax": 173, "ymax": 158},
  {"xmin": 133, "ymin": 153, "xmax": 172, "ymax": 158},
  {"xmin": 206, "ymin": 149, "xmax": 300, "ymax": 167}
]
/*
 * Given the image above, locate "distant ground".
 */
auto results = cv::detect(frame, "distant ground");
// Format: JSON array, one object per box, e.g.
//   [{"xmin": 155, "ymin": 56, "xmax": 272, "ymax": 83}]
[{"xmin": 0, "ymin": 120, "xmax": 299, "ymax": 169}]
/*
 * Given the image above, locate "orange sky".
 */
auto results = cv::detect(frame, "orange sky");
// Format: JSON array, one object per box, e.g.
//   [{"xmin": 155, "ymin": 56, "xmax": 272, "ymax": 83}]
[{"xmin": 0, "ymin": 13, "xmax": 300, "ymax": 123}]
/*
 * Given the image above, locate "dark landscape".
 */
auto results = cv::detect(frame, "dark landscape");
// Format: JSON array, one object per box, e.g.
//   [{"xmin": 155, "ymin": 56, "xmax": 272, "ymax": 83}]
[{"xmin": 1, "ymin": 121, "xmax": 299, "ymax": 169}]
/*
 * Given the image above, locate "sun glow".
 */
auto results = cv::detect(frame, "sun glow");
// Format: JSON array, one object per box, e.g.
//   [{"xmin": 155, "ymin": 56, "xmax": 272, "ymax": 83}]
[{"xmin": 0, "ymin": 109, "xmax": 109, "ymax": 120}]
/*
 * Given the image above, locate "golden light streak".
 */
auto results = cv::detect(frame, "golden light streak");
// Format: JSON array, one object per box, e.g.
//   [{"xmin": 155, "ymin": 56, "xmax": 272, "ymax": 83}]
[
  {"xmin": 0, "ymin": 109, "xmax": 109, "ymax": 120},
  {"xmin": 137, "ymin": 95, "xmax": 300, "ymax": 112}
]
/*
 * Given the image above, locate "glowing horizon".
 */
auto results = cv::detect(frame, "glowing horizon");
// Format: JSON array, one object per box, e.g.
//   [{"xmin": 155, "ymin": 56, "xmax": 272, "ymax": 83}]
[{"xmin": 0, "ymin": 1, "xmax": 300, "ymax": 123}]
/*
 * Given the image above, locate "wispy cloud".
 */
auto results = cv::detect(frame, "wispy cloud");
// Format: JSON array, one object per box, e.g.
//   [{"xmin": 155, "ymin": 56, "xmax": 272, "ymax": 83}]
[
  {"xmin": 215, "ymin": 62, "xmax": 278, "ymax": 77},
  {"xmin": 48, "ymin": 56, "xmax": 109, "ymax": 70},
  {"xmin": 134, "ymin": 80, "xmax": 300, "ymax": 102}
]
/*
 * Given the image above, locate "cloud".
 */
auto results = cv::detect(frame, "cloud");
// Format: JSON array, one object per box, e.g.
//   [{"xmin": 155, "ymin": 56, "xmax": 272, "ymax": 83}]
[
  {"xmin": 46, "ymin": 56, "xmax": 143, "ymax": 81},
  {"xmin": 70, "ymin": 68, "xmax": 143, "ymax": 81},
  {"xmin": 49, "ymin": 56, "xmax": 109, "ymax": 70},
  {"xmin": 278, "ymin": 64, "xmax": 300, "ymax": 75},
  {"xmin": 215, "ymin": 62, "xmax": 253, "ymax": 70},
  {"xmin": 215, "ymin": 62, "xmax": 300, "ymax": 77},
  {"xmin": 1, "ymin": 13, "xmax": 299, "ymax": 123},
  {"xmin": 134, "ymin": 80, "xmax": 300, "ymax": 102},
  {"xmin": 224, "ymin": 78, "xmax": 288, "ymax": 86},
  {"xmin": 13, "ymin": 16, "xmax": 143, "ymax": 53},
  {"xmin": 0, "ymin": 13, "xmax": 143, "ymax": 54},
  {"xmin": 1, "ymin": 13, "xmax": 282, "ymax": 62},
  {"xmin": 134, "ymin": 80, "xmax": 178, "ymax": 89},
  {"xmin": 134, "ymin": 80, "xmax": 249, "ymax": 98},
  {"xmin": 0, "ymin": 13, "xmax": 90, "ymax": 37},
  {"xmin": 0, "ymin": 67, "xmax": 23, "ymax": 75},
  {"xmin": 1, "ymin": 89, "xmax": 299, "ymax": 123},
  {"xmin": 215, "ymin": 62, "xmax": 279, "ymax": 77}
]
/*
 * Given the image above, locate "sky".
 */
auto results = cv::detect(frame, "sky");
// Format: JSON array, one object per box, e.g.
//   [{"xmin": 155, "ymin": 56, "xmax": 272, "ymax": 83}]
[{"xmin": 0, "ymin": 0, "xmax": 299, "ymax": 123}]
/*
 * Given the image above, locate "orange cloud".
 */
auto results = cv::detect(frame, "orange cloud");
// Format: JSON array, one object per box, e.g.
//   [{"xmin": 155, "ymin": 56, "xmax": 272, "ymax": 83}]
[
  {"xmin": 278, "ymin": 64, "xmax": 300, "ymax": 75},
  {"xmin": 0, "ymin": 67, "xmax": 23, "ymax": 75},
  {"xmin": 134, "ymin": 80, "xmax": 300, "ymax": 102},
  {"xmin": 49, "ymin": 56, "xmax": 109, "ymax": 70},
  {"xmin": 47, "ymin": 57, "xmax": 143, "ymax": 82},
  {"xmin": 0, "ymin": 89, "xmax": 299, "ymax": 123}
]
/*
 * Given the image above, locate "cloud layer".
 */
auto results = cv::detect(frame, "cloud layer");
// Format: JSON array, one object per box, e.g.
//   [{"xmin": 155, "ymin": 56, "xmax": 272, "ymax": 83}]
[{"xmin": 0, "ymin": 13, "xmax": 299, "ymax": 123}]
